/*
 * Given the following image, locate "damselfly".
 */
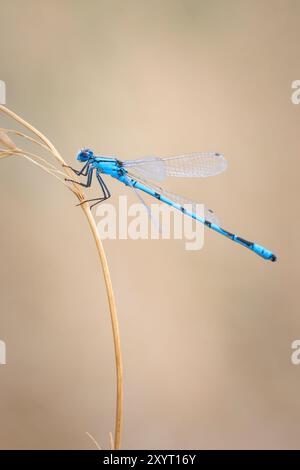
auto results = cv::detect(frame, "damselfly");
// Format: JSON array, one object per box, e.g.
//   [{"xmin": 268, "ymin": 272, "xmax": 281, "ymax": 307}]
[{"xmin": 65, "ymin": 149, "xmax": 277, "ymax": 262}]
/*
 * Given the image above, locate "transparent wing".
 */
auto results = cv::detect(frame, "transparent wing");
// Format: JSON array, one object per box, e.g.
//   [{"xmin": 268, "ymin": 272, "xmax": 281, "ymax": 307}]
[
  {"xmin": 122, "ymin": 157, "xmax": 166, "ymax": 181},
  {"xmin": 126, "ymin": 172, "xmax": 221, "ymax": 225},
  {"xmin": 162, "ymin": 152, "xmax": 227, "ymax": 178},
  {"xmin": 123, "ymin": 152, "xmax": 227, "ymax": 181}
]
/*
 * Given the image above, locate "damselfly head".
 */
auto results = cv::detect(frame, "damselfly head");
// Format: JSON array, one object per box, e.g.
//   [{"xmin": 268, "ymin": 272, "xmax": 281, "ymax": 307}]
[{"xmin": 77, "ymin": 148, "xmax": 94, "ymax": 162}]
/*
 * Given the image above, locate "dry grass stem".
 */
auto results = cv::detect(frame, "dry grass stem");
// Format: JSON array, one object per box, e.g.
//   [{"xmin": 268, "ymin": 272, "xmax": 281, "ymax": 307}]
[
  {"xmin": 0, "ymin": 128, "xmax": 50, "ymax": 151},
  {"xmin": 0, "ymin": 105, "xmax": 123, "ymax": 450},
  {"xmin": 86, "ymin": 432, "xmax": 102, "ymax": 450}
]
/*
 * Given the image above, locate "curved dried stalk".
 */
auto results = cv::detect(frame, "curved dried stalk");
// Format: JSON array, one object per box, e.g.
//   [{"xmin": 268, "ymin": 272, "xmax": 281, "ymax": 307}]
[
  {"xmin": 0, "ymin": 128, "xmax": 50, "ymax": 151},
  {"xmin": 1, "ymin": 150, "xmax": 70, "ymax": 189},
  {"xmin": 0, "ymin": 105, "xmax": 123, "ymax": 450},
  {"xmin": 1, "ymin": 146, "xmax": 66, "ymax": 173},
  {"xmin": 86, "ymin": 432, "xmax": 102, "ymax": 450}
]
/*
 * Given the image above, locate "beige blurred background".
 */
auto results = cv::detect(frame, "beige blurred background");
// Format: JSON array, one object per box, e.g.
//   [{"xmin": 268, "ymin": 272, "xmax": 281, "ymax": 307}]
[{"xmin": 0, "ymin": 0, "xmax": 299, "ymax": 450}]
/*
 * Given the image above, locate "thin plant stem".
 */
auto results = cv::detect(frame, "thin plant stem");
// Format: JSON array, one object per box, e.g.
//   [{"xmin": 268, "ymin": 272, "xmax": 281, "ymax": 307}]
[
  {"xmin": 81, "ymin": 204, "xmax": 123, "ymax": 450},
  {"xmin": 86, "ymin": 432, "xmax": 102, "ymax": 450},
  {"xmin": 1, "ymin": 149, "xmax": 69, "ymax": 181},
  {"xmin": 0, "ymin": 105, "xmax": 123, "ymax": 450},
  {"xmin": 0, "ymin": 128, "xmax": 50, "ymax": 151}
]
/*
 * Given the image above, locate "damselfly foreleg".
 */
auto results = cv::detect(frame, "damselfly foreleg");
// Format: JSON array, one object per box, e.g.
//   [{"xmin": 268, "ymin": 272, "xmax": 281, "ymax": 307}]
[
  {"xmin": 65, "ymin": 166, "xmax": 94, "ymax": 187},
  {"xmin": 63, "ymin": 161, "xmax": 91, "ymax": 176}
]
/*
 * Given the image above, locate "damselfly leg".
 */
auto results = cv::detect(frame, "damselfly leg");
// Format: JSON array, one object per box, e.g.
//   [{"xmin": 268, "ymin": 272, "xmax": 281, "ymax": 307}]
[
  {"xmin": 65, "ymin": 166, "xmax": 94, "ymax": 187},
  {"xmin": 63, "ymin": 162, "xmax": 91, "ymax": 176},
  {"xmin": 76, "ymin": 170, "xmax": 111, "ymax": 209}
]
